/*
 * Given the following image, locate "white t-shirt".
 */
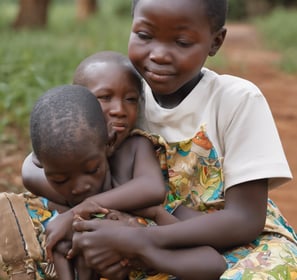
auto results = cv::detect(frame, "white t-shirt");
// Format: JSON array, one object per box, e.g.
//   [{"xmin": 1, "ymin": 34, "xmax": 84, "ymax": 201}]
[{"xmin": 139, "ymin": 68, "xmax": 292, "ymax": 190}]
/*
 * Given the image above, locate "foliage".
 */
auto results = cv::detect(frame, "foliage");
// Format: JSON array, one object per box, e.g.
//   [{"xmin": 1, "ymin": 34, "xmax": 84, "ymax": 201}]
[
  {"xmin": 0, "ymin": 1, "xmax": 132, "ymax": 145},
  {"xmin": 228, "ymin": 0, "xmax": 247, "ymax": 20},
  {"xmin": 228, "ymin": 0, "xmax": 297, "ymax": 20},
  {"xmin": 254, "ymin": 8, "xmax": 297, "ymax": 73}
]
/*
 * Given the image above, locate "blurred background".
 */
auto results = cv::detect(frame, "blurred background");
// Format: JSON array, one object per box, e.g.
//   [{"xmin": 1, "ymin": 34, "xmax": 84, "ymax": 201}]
[{"xmin": 0, "ymin": 0, "xmax": 297, "ymax": 229}]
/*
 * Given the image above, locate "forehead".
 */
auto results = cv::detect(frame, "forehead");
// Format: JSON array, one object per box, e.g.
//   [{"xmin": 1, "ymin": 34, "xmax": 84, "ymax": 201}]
[
  {"xmin": 134, "ymin": 0, "xmax": 207, "ymax": 25},
  {"xmin": 41, "ymin": 133, "xmax": 105, "ymax": 166},
  {"xmin": 85, "ymin": 62, "xmax": 141, "ymax": 95},
  {"xmin": 41, "ymin": 125, "xmax": 103, "ymax": 154},
  {"xmin": 84, "ymin": 61, "xmax": 123, "ymax": 78}
]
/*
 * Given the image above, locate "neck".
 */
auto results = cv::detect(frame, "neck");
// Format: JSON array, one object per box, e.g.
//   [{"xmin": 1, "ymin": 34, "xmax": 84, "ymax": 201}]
[{"xmin": 153, "ymin": 72, "xmax": 203, "ymax": 109}]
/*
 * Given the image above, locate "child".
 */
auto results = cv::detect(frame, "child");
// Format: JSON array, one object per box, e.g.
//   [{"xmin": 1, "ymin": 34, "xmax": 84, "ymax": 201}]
[
  {"xmin": 29, "ymin": 84, "xmax": 110, "ymax": 280},
  {"xmin": 6, "ymin": 52, "xmax": 168, "ymax": 280},
  {"xmin": 70, "ymin": 0, "xmax": 297, "ymax": 279},
  {"xmin": 26, "ymin": 83, "xmax": 167, "ymax": 280}
]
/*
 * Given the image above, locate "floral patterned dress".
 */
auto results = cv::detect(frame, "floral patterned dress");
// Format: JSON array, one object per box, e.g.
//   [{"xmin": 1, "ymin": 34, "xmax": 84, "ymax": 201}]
[{"xmin": 130, "ymin": 127, "xmax": 297, "ymax": 280}]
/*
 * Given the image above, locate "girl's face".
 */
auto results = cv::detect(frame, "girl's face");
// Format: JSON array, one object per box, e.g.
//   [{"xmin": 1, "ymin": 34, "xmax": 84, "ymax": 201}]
[
  {"xmin": 128, "ymin": 0, "xmax": 224, "ymax": 96},
  {"xmin": 40, "ymin": 137, "xmax": 110, "ymax": 207},
  {"xmin": 85, "ymin": 62, "xmax": 140, "ymax": 152}
]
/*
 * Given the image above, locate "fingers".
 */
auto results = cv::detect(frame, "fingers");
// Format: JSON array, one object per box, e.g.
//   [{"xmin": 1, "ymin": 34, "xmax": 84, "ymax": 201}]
[
  {"xmin": 99, "ymin": 262, "xmax": 130, "ymax": 280},
  {"xmin": 73, "ymin": 218, "xmax": 101, "ymax": 232},
  {"xmin": 87, "ymin": 251, "xmax": 123, "ymax": 273},
  {"xmin": 45, "ymin": 235, "xmax": 55, "ymax": 262},
  {"xmin": 67, "ymin": 230, "xmax": 84, "ymax": 259}
]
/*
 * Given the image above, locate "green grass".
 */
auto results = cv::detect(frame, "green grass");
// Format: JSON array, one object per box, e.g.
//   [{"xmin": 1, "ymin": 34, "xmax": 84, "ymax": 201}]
[{"xmin": 253, "ymin": 7, "xmax": 297, "ymax": 73}]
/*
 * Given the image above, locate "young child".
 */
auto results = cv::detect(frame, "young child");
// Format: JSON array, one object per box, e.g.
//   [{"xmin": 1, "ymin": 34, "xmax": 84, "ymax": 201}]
[
  {"xmin": 6, "ymin": 52, "xmax": 168, "ymax": 280},
  {"xmin": 29, "ymin": 84, "xmax": 111, "ymax": 280},
  {"xmin": 69, "ymin": 0, "xmax": 297, "ymax": 279},
  {"xmin": 25, "ymin": 83, "xmax": 167, "ymax": 280}
]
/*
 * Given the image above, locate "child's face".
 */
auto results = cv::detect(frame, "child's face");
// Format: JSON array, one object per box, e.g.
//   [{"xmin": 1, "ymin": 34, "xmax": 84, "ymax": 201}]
[
  {"xmin": 85, "ymin": 62, "xmax": 140, "ymax": 151},
  {"xmin": 128, "ymin": 0, "xmax": 222, "ymax": 95},
  {"xmin": 40, "ymin": 138, "xmax": 110, "ymax": 207}
]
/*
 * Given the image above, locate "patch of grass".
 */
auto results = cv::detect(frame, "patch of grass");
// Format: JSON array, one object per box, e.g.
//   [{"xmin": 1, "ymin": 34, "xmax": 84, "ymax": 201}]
[
  {"xmin": 253, "ymin": 7, "xmax": 297, "ymax": 73},
  {"xmin": 205, "ymin": 53, "xmax": 229, "ymax": 73},
  {"xmin": 0, "ymin": 1, "xmax": 132, "ymax": 144}
]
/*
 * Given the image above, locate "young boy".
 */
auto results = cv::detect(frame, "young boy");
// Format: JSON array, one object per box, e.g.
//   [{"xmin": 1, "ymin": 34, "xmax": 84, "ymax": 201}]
[{"xmin": 26, "ymin": 82, "xmax": 166, "ymax": 280}]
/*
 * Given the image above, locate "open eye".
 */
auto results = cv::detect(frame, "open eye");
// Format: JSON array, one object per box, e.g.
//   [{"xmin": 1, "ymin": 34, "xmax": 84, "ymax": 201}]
[
  {"xmin": 97, "ymin": 95, "xmax": 111, "ymax": 102},
  {"xmin": 126, "ymin": 96, "xmax": 139, "ymax": 104}
]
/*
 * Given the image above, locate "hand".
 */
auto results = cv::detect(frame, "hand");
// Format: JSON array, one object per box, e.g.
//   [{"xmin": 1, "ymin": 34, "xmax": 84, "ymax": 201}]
[
  {"xmin": 69, "ymin": 219, "xmax": 128, "ymax": 273},
  {"xmin": 72, "ymin": 198, "xmax": 109, "ymax": 219},
  {"xmin": 45, "ymin": 211, "xmax": 73, "ymax": 262}
]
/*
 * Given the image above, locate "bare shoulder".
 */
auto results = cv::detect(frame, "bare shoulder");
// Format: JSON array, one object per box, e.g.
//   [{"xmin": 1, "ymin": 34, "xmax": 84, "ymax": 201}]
[{"xmin": 120, "ymin": 134, "xmax": 154, "ymax": 153}]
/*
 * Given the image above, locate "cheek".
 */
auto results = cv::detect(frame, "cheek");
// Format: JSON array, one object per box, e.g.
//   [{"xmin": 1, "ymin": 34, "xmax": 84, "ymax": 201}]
[
  {"xmin": 52, "ymin": 185, "xmax": 72, "ymax": 198},
  {"xmin": 99, "ymin": 104, "xmax": 109, "ymax": 117},
  {"xmin": 127, "ymin": 108, "xmax": 138, "ymax": 128},
  {"xmin": 128, "ymin": 38, "xmax": 142, "ymax": 66}
]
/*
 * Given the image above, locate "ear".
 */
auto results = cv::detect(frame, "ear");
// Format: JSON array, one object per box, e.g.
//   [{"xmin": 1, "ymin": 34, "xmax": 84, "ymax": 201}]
[
  {"xmin": 32, "ymin": 152, "xmax": 43, "ymax": 168},
  {"xmin": 209, "ymin": 27, "xmax": 227, "ymax": 57}
]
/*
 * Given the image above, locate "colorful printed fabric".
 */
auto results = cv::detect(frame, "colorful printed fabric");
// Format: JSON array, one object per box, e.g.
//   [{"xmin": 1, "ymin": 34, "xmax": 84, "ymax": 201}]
[
  {"xmin": 132, "ymin": 128, "xmax": 297, "ymax": 280},
  {"xmin": 0, "ymin": 192, "xmax": 56, "ymax": 280},
  {"xmin": 221, "ymin": 234, "xmax": 297, "ymax": 279}
]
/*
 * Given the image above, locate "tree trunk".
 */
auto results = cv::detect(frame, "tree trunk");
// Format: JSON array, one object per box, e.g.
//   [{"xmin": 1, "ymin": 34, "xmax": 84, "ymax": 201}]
[
  {"xmin": 77, "ymin": 0, "xmax": 99, "ymax": 21},
  {"xmin": 245, "ymin": 0, "xmax": 273, "ymax": 16},
  {"xmin": 13, "ymin": 0, "xmax": 51, "ymax": 29}
]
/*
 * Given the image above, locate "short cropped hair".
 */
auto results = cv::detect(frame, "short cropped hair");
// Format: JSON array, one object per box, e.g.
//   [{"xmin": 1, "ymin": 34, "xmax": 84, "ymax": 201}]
[
  {"xmin": 73, "ymin": 51, "xmax": 143, "ymax": 96},
  {"xmin": 131, "ymin": 0, "xmax": 228, "ymax": 32},
  {"xmin": 30, "ymin": 84, "xmax": 108, "ymax": 160}
]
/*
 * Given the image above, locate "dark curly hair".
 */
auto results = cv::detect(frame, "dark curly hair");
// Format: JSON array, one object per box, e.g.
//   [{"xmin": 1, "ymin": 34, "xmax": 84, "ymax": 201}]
[{"xmin": 30, "ymin": 84, "xmax": 108, "ymax": 161}]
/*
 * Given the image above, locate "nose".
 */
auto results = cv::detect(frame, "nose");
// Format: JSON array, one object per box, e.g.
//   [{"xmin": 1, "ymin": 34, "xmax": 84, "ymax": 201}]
[
  {"xmin": 72, "ymin": 183, "xmax": 91, "ymax": 195},
  {"xmin": 109, "ymin": 99, "xmax": 126, "ymax": 117},
  {"xmin": 149, "ymin": 43, "xmax": 171, "ymax": 64}
]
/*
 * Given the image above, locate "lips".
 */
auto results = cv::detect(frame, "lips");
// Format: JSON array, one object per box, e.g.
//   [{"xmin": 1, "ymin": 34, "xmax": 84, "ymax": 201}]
[
  {"xmin": 110, "ymin": 122, "xmax": 127, "ymax": 132},
  {"xmin": 145, "ymin": 67, "xmax": 175, "ymax": 83}
]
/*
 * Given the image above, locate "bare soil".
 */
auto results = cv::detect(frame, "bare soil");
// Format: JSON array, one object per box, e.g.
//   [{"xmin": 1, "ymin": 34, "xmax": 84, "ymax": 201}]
[{"xmin": 0, "ymin": 23, "xmax": 296, "ymax": 231}]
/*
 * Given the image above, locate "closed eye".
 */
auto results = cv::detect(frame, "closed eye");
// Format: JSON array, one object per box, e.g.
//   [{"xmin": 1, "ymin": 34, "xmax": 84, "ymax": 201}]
[
  {"xmin": 85, "ymin": 166, "xmax": 99, "ymax": 175},
  {"xmin": 49, "ymin": 178, "xmax": 68, "ymax": 185},
  {"xmin": 176, "ymin": 40, "xmax": 193, "ymax": 48},
  {"xmin": 136, "ymin": 31, "xmax": 152, "ymax": 41}
]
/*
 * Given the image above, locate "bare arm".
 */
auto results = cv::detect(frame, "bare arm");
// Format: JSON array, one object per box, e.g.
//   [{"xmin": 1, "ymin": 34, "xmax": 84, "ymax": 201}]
[
  {"xmin": 131, "ymin": 203, "xmax": 205, "ymax": 225},
  {"xmin": 70, "ymin": 179, "xmax": 268, "ymax": 270},
  {"xmin": 46, "ymin": 136, "xmax": 166, "ymax": 259},
  {"xmin": 23, "ymin": 136, "xmax": 166, "ymax": 216},
  {"xmin": 72, "ymin": 136, "xmax": 166, "ymax": 216},
  {"xmin": 22, "ymin": 153, "xmax": 67, "ymax": 205},
  {"xmin": 142, "ymin": 179, "xmax": 268, "ymax": 250}
]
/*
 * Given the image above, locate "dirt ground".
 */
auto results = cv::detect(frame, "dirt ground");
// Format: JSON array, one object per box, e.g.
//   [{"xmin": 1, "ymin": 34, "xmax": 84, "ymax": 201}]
[{"xmin": 0, "ymin": 23, "xmax": 296, "ymax": 231}]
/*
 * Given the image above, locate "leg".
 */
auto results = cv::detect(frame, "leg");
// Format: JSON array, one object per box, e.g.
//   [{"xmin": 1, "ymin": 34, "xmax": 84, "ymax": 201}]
[
  {"xmin": 53, "ymin": 240, "xmax": 75, "ymax": 280},
  {"xmin": 75, "ymin": 255, "xmax": 99, "ymax": 280}
]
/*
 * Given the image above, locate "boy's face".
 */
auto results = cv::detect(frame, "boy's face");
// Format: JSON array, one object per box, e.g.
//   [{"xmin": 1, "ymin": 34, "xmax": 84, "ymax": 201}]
[
  {"xmin": 128, "ymin": 0, "xmax": 224, "ymax": 95},
  {"xmin": 40, "ymin": 137, "xmax": 110, "ymax": 207},
  {"xmin": 85, "ymin": 62, "xmax": 140, "ymax": 152}
]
